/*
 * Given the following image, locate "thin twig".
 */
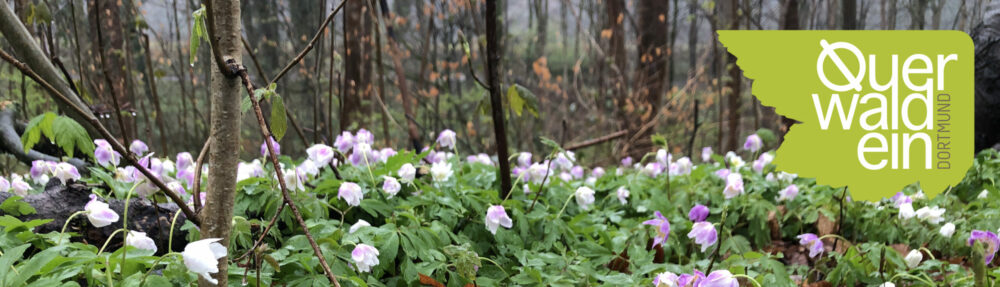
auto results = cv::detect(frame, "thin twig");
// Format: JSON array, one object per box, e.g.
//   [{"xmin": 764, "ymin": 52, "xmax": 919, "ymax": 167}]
[
  {"xmin": 236, "ymin": 67, "xmax": 340, "ymax": 287},
  {"xmin": 527, "ymin": 158, "xmax": 556, "ymax": 212},
  {"xmin": 563, "ymin": 130, "xmax": 628, "ymax": 151},
  {"xmin": 269, "ymin": 0, "xmax": 346, "ymax": 86},
  {"xmin": 192, "ymin": 136, "xmax": 213, "ymax": 213},
  {"xmin": 242, "ymin": 35, "xmax": 311, "ymax": 147},
  {"xmin": 0, "ymin": 48, "xmax": 201, "ymax": 226}
]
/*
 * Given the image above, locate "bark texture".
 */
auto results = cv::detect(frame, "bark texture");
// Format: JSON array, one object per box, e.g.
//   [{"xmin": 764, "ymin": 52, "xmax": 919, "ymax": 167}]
[{"xmin": 201, "ymin": 0, "xmax": 243, "ymax": 285}]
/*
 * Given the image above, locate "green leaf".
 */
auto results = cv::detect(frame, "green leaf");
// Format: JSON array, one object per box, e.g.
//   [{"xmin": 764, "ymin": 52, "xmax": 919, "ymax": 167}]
[
  {"xmin": 241, "ymin": 95, "xmax": 252, "ymax": 114},
  {"xmin": 507, "ymin": 84, "xmax": 523, "ymax": 116},
  {"xmin": 0, "ymin": 196, "xmax": 36, "ymax": 216},
  {"xmin": 51, "ymin": 116, "xmax": 93, "ymax": 158},
  {"xmin": 189, "ymin": 5, "xmax": 206, "ymax": 64},
  {"xmin": 0, "ymin": 244, "xmax": 30, "ymax": 286},
  {"xmin": 10, "ymin": 245, "xmax": 65, "ymax": 286},
  {"xmin": 270, "ymin": 94, "xmax": 287, "ymax": 141},
  {"xmin": 20, "ymin": 112, "xmax": 57, "ymax": 153}
]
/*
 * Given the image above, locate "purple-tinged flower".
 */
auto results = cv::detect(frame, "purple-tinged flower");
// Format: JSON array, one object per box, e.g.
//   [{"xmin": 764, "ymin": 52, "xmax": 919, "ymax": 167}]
[
  {"xmin": 525, "ymin": 163, "xmax": 548, "ymax": 184},
  {"xmin": 436, "ymin": 129, "xmax": 457, "ymax": 149},
  {"xmin": 652, "ymin": 271, "xmax": 679, "ymax": 287},
  {"xmin": 467, "ymin": 153, "xmax": 492, "ymax": 165},
  {"xmin": 688, "ymin": 204, "xmax": 709, "ymax": 222},
  {"xmin": 176, "ymin": 152, "xmax": 194, "ymax": 171},
  {"xmin": 485, "ymin": 205, "xmax": 513, "ymax": 235},
  {"xmin": 743, "ymin": 134, "xmax": 762, "ymax": 152},
  {"xmin": 349, "ymin": 143, "xmax": 376, "ymax": 166},
  {"xmin": 778, "ymin": 185, "xmax": 800, "ymax": 201},
  {"xmin": 671, "ymin": 157, "xmax": 693, "ymax": 176},
  {"xmin": 85, "ymin": 194, "xmax": 119, "ymax": 227},
  {"xmin": 334, "ymin": 131, "xmax": 355, "ymax": 152},
  {"xmin": 554, "ymin": 151, "xmax": 576, "ymax": 170},
  {"xmin": 621, "ymin": 156, "xmax": 633, "ymax": 167},
  {"xmin": 167, "ymin": 181, "xmax": 186, "ymax": 196},
  {"xmin": 306, "ymin": 144, "xmax": 336, "ymax": 166},
  {"xmin": 29, "ymin": 160, "xmax": 52, "ymax": 179},
  {"xmin": 338, "ymin": 182, "xmax": 363, "ymax": 206},
  {"xmin": 298, "ymin": 159, "xmax": 320, "ymax": 177},
  {"xmin": 688, "ymin": 221, "xmax": 718, "ymax": 252},
  {"xmin": 702, "ymin": 146, "xmax": 713, "ymax": 162},
  {"xmin": 260, "ymin": 136, "xmax": 280, "ymax": 157},
  {"xmin": 126, "ymin": 230, "xmax": 157, "ymax": 252},
  {"xmin": 377, "ymin": 148, "xmax": 397, "ymax": 163},
  {"xmin": 722, "ymin": 173, "xmax": 744, "ymax": 199},
  {"xmin": 94, "ymin": 139, "xmax": 121, "ymax": 167},
  {"xmin": 352, "ymin": 244, "xmax": 380, "ymax": 273},
  {"xmin": 349, "ymin": 220, "xmax": 370, "ymax": 234},
  {"xmin": 643, "ymin": 211, "xmax": 671, "ymax": 248},
  {"xmin": 677, "ymin": 271, "xmax": 705, "ymax": 287},
  {"xmin": 890, "ymin": 192, "xmax": 912, "ymax": 207},
  {"xmin": 714, "ymin": 168, "xmax": 730, "ymax": 179},
  {"xmin": 129, "ymin": 140, "xmax": 149, "ymax": 156},
  {"xmin": 616, "ymin": 187, "xmax": 629, "ymax": 204},
  {"xmin": 517, "ymin": 152, "xmax": 532, "ymax": 167},
  {"xmin": 968, "ymin": 230, "xmax": 1000, "ymax": 264},
  {"xmin": 53, "ymin": 163, "xmax": 81, "ymax": 183},
  {"xmin": 559, "ymin": 172, "xmax": 573, "ymax": 182},
  {"xmin": 382, "ymin": 176, "xmax": 400, "ymax": 198},
  {"xmin": 354, "ymin": 129, "xmax": 374, "ymax": 145},
  {"xmin": 575, "ymin": 186, "xmax": 595, "ymax": 210},
  {"xmin": 182, "ymin": 238, "xmax": 227, "ymax": 285},
  {"xmin": 797, "ymin": 233, "xmax": 824, "ymax": 258},
  {"xmin": 0, "ymin": 176, "xmax": 9, "ymax": 193},
  {"xmin": 570, "ymin": 166, "xmax": 585, "ymax": 179},
  {"xmin": 592, "ymin": 167, "xmax": 606, "ymax": 178},
  {"xmin": 701, "ymin": 270, "xmax": 738, "ymax": 287},
  {"xmin": 398, "ymin": 163, "xmax": 416, "ymax": 183},
  {"xmin": 177, "ymin": 167, "xmax": 196, "ymax": 188},
  {"xmin": 642, "ymin": 162, "xmax": 664, "ymax": 178},
  {"xmin": 752, "ymin": 153, "xmax": 773, "ymax": 173}
]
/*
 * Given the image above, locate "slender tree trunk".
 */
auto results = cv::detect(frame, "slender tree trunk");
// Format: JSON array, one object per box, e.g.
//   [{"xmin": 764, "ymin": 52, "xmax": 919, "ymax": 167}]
[
  {"xmin": 629, "ymin": 0, "xmax": 669, "ymax": 157},
  {"xmin": 486, "ymin": 0, "xmax": 512, "ymax": 199},
  {"xmin": 723, "ymin": 0, "xmax": 741, "ymax": 152},
  {"xmin": 842, "ymin": 0, "xmax": 857, "ymax": 29},
  {"xmin": 141, "ymin": 34, "xmax": 168, "ymax": 155},
  {"xmin": 200, "ymin": 0, "xmax": 242, "ymax": 285}
]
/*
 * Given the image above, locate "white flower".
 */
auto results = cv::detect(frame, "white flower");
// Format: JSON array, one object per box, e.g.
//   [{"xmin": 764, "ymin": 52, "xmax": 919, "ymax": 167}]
[
  {"xmin": 182, "ymin": 238, "xmax": 228, "ymax": 285},
  {"xmin": 126, "ymin": 230, "xmax": 157, "ymax": 252},
  {"xmin": 338, "ymin": 182, "xmax": 363, "ymax": 207},
  {"xmin": 10, "ymin": 174, "xmax": 30, "ymax": 196},
  {"xmin": 940, "ymin": 222, "xmax": 956, "ymax": 237},
  {"xmin": 879, "ymin": 282, "xmax": 896, "ymax": 287},
  {"xmin": 351, "ymin": 244, "xmax": 380, "ymax": 273},
  {"xmin": 898, "ymin": 203, "xmax": 916, "ymax": 220},
  {"xmin": 777, "ymin": 171, "xmax": 798, "ymax": 183},
  {"xmin": 306, "ymin": 144, "xmax": 336, "ymax": 166},
  {"xmin": 671, "ymin": 157, "xmax": 692, "ymax": 176},
  {"xmin": 298, "ymin": 159, "xmax": 320, "ymax": 177},
  {"xmin": 430, "ymin": 162, "xmax": 453, "ymax": 182},
  {"xmin": 350, "ymin": 220, "xmax": 371, "ymax": 234},
  {"xmin": 382, "ymin": 176, "xmax": 401, "ymax": 198},
  {"xmin": 282, "ymin": 168, "xmax": 306, "ymax": 192},
  {"xmin": 915, "ymin": 206, "xmax": 946, "ymax": 224},
  {"xmin": 656, "ymin": 149, "xmax": 670, "ymax": 165},
  {"xmin": 554, "ymin": 151, "xmax": 576, "ymax": 170},
  {"xmin": 979, "ymin": 189, "xmax": 989, "ymax": 199},
  {"xmin": 905, "ymin": 249, "xmax": 922, "ymax": 268},
  {"xmin": 84, "ymin": 195, "xmax": 119, "ymax": 227},
  {"xmin": 722, "ymin": 173, "xmax": 744, "ymax": 199},
  {"xmin": 616, "ymin": 187, "xmax": 629, "ymax": 205},
  {"xmin": 398, "ymin": 163, "xmax": 416, "ymax": 183},
  {"xmin": 0, "ymin": 177, "xmax": 8, "ymax": 193},
  {"xmin": 575, "ymin": 186, "xmax": 595, "ymax": 210},
  {"xmin": 653, "ymin": 271, "xmax": 679, "ymax": 287}
]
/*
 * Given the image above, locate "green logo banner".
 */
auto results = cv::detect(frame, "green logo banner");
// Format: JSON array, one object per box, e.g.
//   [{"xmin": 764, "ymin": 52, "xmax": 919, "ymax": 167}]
[{"xmin": 719, "ymin": 31, "xmax": 974, "ymax": 201}]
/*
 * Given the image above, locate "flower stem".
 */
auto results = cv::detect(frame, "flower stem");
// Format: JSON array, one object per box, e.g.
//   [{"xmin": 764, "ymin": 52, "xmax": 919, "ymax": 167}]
[
  {"xmin": 58, "ymin": 211, "xmax": 88, "ymax": 244},
  {"xmin": 554, "ymin": 192, "xmax": 576, "ymax": 219},
  {"xmin": 96, "ymin": 228, "xmax": 127, "ymax": 256},
  {"xmin": 732, "ymin": 274, "xmax": 762, "ymax": 287},
  {"xmin": 167, "ymin": 209, "xmax": 183, "ymax": 253}
]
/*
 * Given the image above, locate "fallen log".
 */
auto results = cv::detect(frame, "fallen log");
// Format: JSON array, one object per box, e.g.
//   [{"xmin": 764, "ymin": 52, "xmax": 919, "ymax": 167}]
[{"xmin": 0, "ymin": 181, "xmax": 189, "ymax": 254}]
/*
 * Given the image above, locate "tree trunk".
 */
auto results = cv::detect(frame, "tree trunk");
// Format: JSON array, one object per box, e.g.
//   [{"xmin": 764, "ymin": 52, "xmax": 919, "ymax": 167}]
[
  {"xmin": 629, "ymin": 0, "xmax": 669, "ymax": 157},
  {"xmin": 723, "ymin": 0, "xmax": 742, "ymax": 152},
  {"xmin": 200, "ymin": 0, "xmax": 242, "ymax": 285},
  {"xmin": 342, "ymin": 0, "xmax": 372, "ymax": 131},
  {"xmin": 486, "ymin": 0, "xmax": 512, "ymax": 199},
  {"xmin": 842, "ymin": 0, "xmax": 857, "ymax": 29}
]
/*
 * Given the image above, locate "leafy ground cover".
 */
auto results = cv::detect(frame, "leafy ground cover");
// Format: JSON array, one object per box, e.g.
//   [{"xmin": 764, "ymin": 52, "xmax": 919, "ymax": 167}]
[{"xmin": 1, "ymin": 129, "xmax": 999, "ymax": 286}]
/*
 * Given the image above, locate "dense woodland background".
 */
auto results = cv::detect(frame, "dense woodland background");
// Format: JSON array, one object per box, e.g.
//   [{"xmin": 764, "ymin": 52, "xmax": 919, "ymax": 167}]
[{"xmin": 0, "ymin": 0, "xmax": 989, "ymax": 168}]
